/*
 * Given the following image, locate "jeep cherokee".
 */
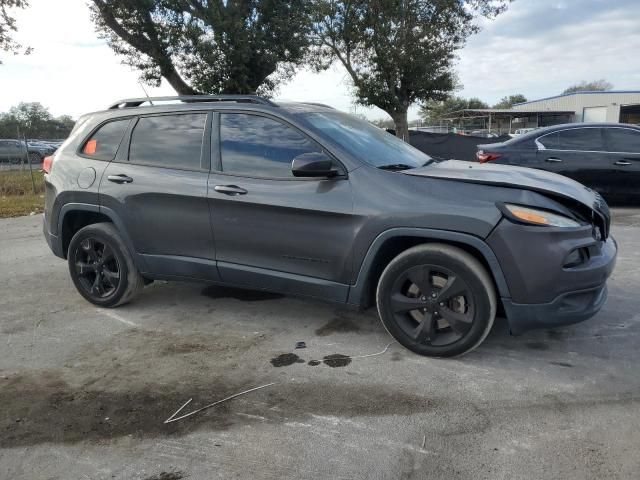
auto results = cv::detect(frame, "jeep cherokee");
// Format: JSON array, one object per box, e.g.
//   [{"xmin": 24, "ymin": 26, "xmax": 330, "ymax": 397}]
[{"xmin": 42, "ymin": 95, "xmax": 617, "ymax": 357}]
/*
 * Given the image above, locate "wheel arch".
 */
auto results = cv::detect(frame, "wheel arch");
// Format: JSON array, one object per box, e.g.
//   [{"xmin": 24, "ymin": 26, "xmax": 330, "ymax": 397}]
[
  {"xmin": 348, "ymin": 228, "xmax": 510, "ymax": 310},
  {"xmin": 58, "ymin": 204, "xmax": 137, "ymax": 266}
]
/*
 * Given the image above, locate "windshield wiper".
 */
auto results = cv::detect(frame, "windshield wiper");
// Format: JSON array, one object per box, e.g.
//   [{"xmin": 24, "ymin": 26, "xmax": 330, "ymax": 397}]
[{"xmin": 378, "ymin": 163, "xmax": 415, "ymax": 171}]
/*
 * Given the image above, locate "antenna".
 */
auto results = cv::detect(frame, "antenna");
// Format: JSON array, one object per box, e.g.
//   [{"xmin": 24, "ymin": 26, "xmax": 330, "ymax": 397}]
[{"xmin": 138, "ymin": 81, "xmax": 154, "ymax": 106}]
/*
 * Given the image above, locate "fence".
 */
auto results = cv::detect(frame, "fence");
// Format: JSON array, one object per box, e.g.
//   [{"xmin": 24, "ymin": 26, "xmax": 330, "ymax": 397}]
[{"xmin": 406, "ymin": 131, "xmax": 511, "ymax": 161}]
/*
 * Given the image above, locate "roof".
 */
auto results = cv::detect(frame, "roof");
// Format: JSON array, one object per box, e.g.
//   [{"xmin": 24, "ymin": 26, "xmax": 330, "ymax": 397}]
[
  {"xmin": 106, "ymin": 95, "xmax": 335, "ymax": 114},
  {"xmin": 513, "ymin": 90, "xmax": 640, "ymax": 107},
  {"xmin": 507, "ymin": 122, "xmax": 640, "ymax": 143},
  {"xmin": 441, "ymin": 108, "xmax": 574, "ymax": 119}
]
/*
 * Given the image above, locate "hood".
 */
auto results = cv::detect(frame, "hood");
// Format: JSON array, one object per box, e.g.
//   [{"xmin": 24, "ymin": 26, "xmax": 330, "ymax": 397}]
[{"xmin": 404, "ymin": 159, "xmax": 601, "ymax": 211}]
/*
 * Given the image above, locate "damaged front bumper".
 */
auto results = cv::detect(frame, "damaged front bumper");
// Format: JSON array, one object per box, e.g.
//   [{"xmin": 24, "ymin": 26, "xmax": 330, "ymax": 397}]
[{"xmin": 487, "ymin": 219, "xmax": 617, "ymax": 335}]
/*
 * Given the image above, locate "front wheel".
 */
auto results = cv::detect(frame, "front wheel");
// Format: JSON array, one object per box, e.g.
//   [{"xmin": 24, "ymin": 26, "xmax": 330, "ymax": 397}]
[
  {"xmin": 376, "ymin": 244, "xmax": 496, "ymax": 357},
  {"xmin": 67, "ymin": 222, "xmax": 143, "ymax": 307}
]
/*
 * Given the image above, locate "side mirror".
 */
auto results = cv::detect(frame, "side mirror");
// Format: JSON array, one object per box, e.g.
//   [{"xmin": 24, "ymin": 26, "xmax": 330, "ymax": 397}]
[{"xmin": 291, "ymin": 152, "xmax": 337, "ymax": 178}]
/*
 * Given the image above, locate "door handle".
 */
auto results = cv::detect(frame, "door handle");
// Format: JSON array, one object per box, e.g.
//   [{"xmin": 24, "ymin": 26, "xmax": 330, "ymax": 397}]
[
  {"xmin": 545, "ymin": 157, "xmax": 563, "ymax": 163},
  {"xmin": 614, "ymin": 160, "xmax": 632, "ymax": 166},
  {"xmin": 214, "ymin": 184, "xmax": 247, "ymax": 195},
  {"xmin": 107, "ymin": 174, "xmax": 133, "ymax": 184}
]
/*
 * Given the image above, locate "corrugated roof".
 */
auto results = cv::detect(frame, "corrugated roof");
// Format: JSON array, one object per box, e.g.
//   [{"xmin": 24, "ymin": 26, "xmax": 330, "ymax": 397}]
[
  {"xmin": 513, "ymin": 90, "xmax": 640, "ymax": 106},
  {"xmin": 441, "ymin": 108, "xmax": 574, "ymax": 119}
]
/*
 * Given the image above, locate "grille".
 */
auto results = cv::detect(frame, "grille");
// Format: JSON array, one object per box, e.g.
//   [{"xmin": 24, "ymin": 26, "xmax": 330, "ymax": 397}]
[{"xmin": 592, "ymin": 192, "xmax": 610, "ymax": 240}]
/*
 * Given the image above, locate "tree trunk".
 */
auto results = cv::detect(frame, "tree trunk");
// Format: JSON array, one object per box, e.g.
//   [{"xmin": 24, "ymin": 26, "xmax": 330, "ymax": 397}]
[
  {"xmin": 391, "ymin": 109, "xmax": 410, "ymax": 142},
  {"xmin": 161, "ymin": 64, "xmax": 198, "ymax": 95}
]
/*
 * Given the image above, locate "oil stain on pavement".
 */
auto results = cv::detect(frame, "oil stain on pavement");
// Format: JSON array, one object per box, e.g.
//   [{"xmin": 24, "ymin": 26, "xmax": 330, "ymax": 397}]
[{"xmin": 270, "ymin": 353, "xmax": 305, "ymax": 367}]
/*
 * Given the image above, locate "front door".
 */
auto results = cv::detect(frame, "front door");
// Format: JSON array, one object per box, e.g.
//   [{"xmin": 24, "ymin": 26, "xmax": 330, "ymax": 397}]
[
  {"xmin": 99, "ymin": 112, "xmax": 217, "ymax": 280},
  {"xmin": 207, "ymin": 112, "xmax": 358, "ymax": 301}
]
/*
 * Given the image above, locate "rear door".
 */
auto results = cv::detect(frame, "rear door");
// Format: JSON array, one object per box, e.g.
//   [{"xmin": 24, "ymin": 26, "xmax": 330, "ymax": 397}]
[
  {"xmin": 535, "ymin": 127, "xmax": 612, "ymax": 192},
  {"xmin": 603, "ymin": 127, "xmax": 640, "ymax": 201},
  {"xmin": 99, "ymin": 112, "xmax": 217, "ymax": 280},
  {"xmin": 207, "ymin": 111, "xmax": 357, "ymax": 300}
]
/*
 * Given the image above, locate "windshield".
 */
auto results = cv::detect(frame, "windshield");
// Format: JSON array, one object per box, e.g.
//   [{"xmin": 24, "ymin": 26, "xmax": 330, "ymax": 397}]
[{"xmin": 302, "ymin": 111, "xmax": 432, "ymax": 169}]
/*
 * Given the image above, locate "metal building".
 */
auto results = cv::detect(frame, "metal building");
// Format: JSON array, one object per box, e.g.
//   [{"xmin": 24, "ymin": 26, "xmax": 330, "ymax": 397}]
[
  {"xmin": 511, "ymin": 90, "xmax": 640, "ymax": 124},
  {"xmin": 437, "ymin": 90, "xmax": 640, "ymax": 135}
]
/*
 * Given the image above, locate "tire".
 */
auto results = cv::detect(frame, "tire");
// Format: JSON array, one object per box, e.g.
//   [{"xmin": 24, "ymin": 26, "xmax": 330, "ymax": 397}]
[
  {"xmin": 29, "ymin": 152, "xmax": 41, "ymax": 164},
  {"xmin": 67, "ymin": 222, "xmax": 144, "ymax": 307},
  {"xmin": 376, "ymin": 243, "xmax": 496, "ymax": 358}
]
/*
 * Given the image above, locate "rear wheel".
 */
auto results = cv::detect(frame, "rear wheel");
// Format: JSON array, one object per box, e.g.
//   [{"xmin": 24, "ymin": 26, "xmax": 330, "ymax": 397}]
[
  {"xmin": 376, "ymin": 244, "xmax": 496, "ymax": 357},
  {"xmin": 68, "ymin": 222, "xmax": 143, "ymax": 307}
]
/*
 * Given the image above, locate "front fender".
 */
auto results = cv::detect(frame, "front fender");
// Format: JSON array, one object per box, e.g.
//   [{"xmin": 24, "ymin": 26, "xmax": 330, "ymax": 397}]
[{"xmin": 346, "ymin": 227, "xmax": 510, "ymax": 306}]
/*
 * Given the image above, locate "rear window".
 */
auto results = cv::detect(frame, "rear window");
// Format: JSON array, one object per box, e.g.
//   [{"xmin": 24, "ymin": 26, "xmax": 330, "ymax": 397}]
[
  {"xmin": 129, "ymin": 113, "xmax": 206, "ymax": 170},
  {"xmin": 81, "ymin": 118, "xmax": 131, "ymax": 160}
]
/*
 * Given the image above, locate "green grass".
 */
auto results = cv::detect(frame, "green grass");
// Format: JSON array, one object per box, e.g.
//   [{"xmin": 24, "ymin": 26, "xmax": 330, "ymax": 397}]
[{"xmin": 0, "ymin": 170, "xmax": 46, "ymax": 218}]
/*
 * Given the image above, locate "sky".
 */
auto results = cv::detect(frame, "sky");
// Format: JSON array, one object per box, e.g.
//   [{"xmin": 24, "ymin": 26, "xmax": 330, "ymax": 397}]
[{"xmin": 0, "ymin": 0, "xmax": 639, "ymax": 121}]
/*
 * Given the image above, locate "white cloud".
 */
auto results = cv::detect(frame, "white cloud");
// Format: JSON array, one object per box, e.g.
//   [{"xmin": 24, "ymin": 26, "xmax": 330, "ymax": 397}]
[{"xmin": 0, "ymin": 0, "xmax": 638, "ymax": 122}]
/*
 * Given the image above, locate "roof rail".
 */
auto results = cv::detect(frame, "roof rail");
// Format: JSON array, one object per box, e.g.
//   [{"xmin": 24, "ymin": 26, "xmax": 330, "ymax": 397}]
[{"xmin": 108, "ymin": 95, "xmax": 278, "ymax": 110}]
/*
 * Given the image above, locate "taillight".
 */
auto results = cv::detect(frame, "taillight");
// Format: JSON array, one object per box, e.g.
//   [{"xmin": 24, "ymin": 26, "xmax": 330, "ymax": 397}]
[
  {"xmin": 43, "ymin": 155, "xmax": 54, "ymax": 173},
  {"xmin": 476, "ymin": 151, "xmax": 502, "ymax": 163}
]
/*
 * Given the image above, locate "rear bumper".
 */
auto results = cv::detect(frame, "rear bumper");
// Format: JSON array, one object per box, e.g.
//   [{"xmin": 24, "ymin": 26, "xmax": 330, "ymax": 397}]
[
  {"xmin": 503, "ymin": 284, "xmax": 608, "ymax": 335},
  {"xmin": 43, "ymin": 214, "xmax": 64, "ymax": 258}
]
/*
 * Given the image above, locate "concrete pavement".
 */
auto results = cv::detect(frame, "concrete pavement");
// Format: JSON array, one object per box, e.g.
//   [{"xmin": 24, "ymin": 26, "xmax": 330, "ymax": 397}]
[{"xmin": 1, "ymin": 209, "xmax": 640, "ymax": 479}]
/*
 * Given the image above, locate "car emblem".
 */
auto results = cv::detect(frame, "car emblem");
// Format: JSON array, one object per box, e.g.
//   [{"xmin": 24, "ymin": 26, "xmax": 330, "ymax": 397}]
[{"xmin": 593, "ymin": 227, "xmax": 602, "ymax": 241}]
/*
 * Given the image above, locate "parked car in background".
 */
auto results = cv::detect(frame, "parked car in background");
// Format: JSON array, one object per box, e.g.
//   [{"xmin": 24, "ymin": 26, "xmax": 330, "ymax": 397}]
[
  {"xmin": 469, "ymin": 130, "xmax": 500, "ymax": 138},
  {"xmin": 27, "ymin": 141, "xmax": 56, "ymax": 157},
  {"xmin": 509, "ymin": 128, "xmax": 539, "ymax": 137},
  {"xmin": 477, "ymin": 123, "xmax": 640, "ymax": 202},
  {"xmin": 42, "ymin": 95, "xmax": 616, "ymax": 358},
  {"xmin": 0, "ymin": 139, "xmax": 45, "ymax": 163}
]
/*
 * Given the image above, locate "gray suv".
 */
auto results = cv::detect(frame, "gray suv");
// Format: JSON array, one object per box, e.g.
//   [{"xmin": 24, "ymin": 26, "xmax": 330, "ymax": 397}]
[
  {"xmin": 43, "ymin": 95, "xmax": 617, "ymax": 357},
  {"xmin": 0, "ymin": 139, "xmax": 45, "ymax": 164}
]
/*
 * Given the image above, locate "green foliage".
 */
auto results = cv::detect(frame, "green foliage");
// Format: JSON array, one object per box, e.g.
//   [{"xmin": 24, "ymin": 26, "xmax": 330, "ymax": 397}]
[
  {"xmin": 562, "ymin": 79, "xmax": 613, "ymax": 95},
  {"xmin": 0, "ymin": 0, "xmax": 31, "ymax": 63},
  {"xmin": 493, "ymin": 94, "xmax": 527, "ymax": 109},
  {"xmin": 310, "ymin": 0, "xmax": 510, "ymax": 138},
  {"xmin": 90, "ymin": 0, "xmax": 311, "ymax": 96},
  {"xmin": 0, "ymin": 171, "xmax": 45, "ymax": 218},
  {"xmin": 0, "ymin": 102, "xmax": 75, "ymax": 138},
  {"xmin": 420, "ymin": 96, "xmax": 488, "ymax": 123}
]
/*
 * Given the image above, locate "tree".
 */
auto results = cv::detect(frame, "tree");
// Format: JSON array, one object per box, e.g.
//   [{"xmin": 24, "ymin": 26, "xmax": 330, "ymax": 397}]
[
  {"xmin": 1, "ymin": 0, "xmax": 30, "ymax": 63},
  {"xmin": 420, "ymin": 96, "xmax": 488, "ymax": 124},
  {"xmin": 493, "ymin": 94, "xmax": 527, "ymax": 109},
  {"xmin": 90, "ymin": 0, "xmax": 311, "ymax": 95},
  {"xmin": 0, "ymin": 103, "xmax": 75, "ymax": 138},
  {"xmin": 310, "ymin": 0, "xmax": 509, "ymax": 140},
  {"xmin": 562, "ymin": 79, "xmax": 613, "ymax": 95}
]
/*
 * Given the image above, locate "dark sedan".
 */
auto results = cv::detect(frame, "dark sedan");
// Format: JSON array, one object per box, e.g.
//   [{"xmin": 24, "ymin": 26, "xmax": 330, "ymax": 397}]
[{"xmin": 476, "ymin": 123, "xmax": 640, "ymax": 202}]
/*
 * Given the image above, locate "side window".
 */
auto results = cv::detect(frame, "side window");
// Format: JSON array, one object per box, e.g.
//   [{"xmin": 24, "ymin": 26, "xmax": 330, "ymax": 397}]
[
  {"xmin": 556, "ymin": 128, "xmax": 604, "ymax": 151},
  {"xmin": 220, "ymin": 113, "xmax": 323, "ymax": 178},
  {"xmin": 538, "ymin": 132, "xmax": 559, "ymax": 149},
  {"xmin": 606, "ymin": 128, "xmax": 640, "ymax": 152},
  {"xmin": 81, "ymin": 118, "xmax": 131, "ymax": 160},
  {"xmin": 129, "ymin": 113, "xmax": 206, "ymax": 170}
]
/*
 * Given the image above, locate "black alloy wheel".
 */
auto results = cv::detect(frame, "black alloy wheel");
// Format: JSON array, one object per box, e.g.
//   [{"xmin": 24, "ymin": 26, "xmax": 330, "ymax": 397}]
[
  {"xmin": 67, "ymin": 222, "xmax": 144, "ymax": 307},
  {"xmin": 389, "ymin": 264, "xmax": 474, "ymax": 347},
  {"xmin": 73, "ymin": 237, "xmax": 121, "ymax": 300},
  {"xmin": 377, "ymin": 244, "xmax": 496, "ymax": 357}
]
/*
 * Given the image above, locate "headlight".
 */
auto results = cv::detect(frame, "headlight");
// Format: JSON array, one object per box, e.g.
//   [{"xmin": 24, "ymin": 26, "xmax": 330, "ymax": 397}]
[{"xmin": 503, "ymin": 204, "xmax": 581, "ymax": 228}]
